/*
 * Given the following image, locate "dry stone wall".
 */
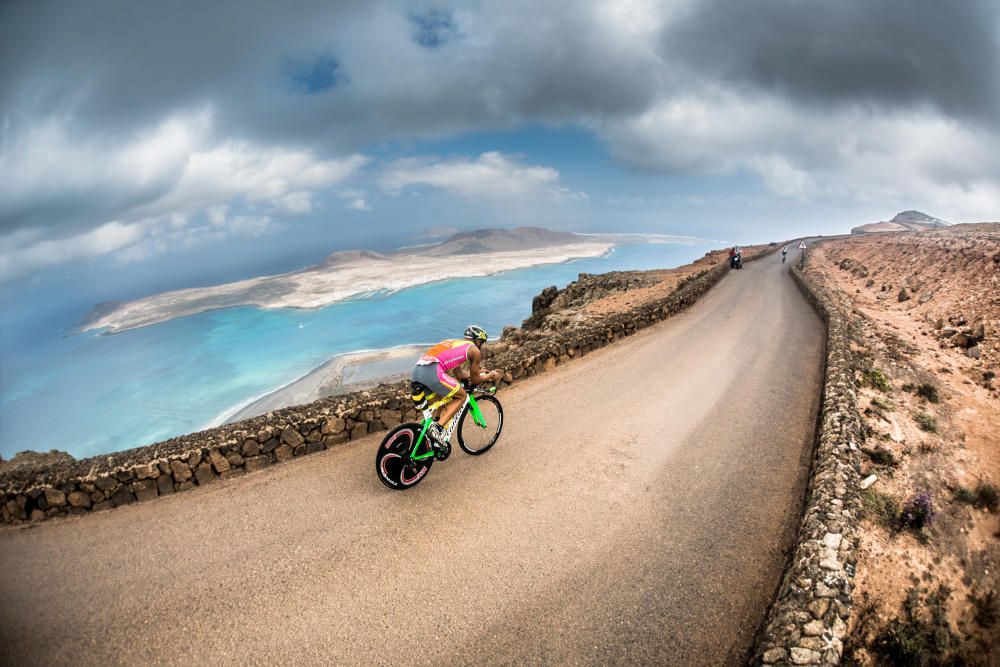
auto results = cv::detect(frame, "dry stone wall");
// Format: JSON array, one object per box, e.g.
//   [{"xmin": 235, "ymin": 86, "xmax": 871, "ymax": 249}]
[
  {"xmin": 2, "ymin": 251, "xmax": 777, "ymax": 524},
  {"xmin": 751, "ymin": 262, "xmax": 864, "ymax": 666}
]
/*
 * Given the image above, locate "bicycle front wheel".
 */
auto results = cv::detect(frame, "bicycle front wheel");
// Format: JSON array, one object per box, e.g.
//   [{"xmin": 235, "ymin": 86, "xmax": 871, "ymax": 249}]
[{"xmin": 457, "ymin": 395, "xmax": 503, "ymax": 455}]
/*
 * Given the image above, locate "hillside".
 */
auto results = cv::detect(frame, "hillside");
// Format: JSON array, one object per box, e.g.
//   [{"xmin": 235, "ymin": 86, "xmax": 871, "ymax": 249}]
[
  {"xmin": 851, "ymin": 210, "xmax": 950, "ymax": 235},
  {"xmin": 422, "ymin": 227, "xmax": 582, "ymax": 256},
  {"xmin": 807, "ymin": 224, "xmax": 1000, "ymax": 664}
]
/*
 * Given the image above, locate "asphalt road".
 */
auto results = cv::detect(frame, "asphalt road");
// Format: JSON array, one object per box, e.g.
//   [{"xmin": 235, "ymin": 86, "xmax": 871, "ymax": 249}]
[{"xmin": 0, "ymin": 254, "xmax": 824, "ymax": 666}]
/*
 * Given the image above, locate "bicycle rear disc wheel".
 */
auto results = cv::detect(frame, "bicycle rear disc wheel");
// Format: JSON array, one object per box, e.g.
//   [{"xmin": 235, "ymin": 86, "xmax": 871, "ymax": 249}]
[
  {"xmin": 457, "ymin": 396, "xmax": 503, "ymax": 455},
  {"xmin": 376, "ymin": 423, "xmax": 432, "ymax": 490}
]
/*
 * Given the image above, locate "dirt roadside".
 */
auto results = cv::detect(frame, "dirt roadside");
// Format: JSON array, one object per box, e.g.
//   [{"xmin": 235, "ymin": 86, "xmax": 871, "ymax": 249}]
[{"xmin": 806, "ymin": 224, "xmax": 1000, "ymax": 665}]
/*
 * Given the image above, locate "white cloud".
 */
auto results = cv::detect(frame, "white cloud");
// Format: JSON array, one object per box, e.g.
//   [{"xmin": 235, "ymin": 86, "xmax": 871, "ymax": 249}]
[
  {"xmin": 601, "ymin": 89, "xmax": 1000, "ymax": 219},
  {"xmin": 0, "ymin": 111, "xmax": 369, "ymax": 226},
  {"xmin": 274, "ymin": 191, "xmax": 313, "ymax": 215},
  {"xmin": 207, "ymin": 205, "xmax": 229, "ymax": 226},
  {"xmin": 0, "ymin": 109, "xmax": 369, "ymax": 280},
  {"xmin": 379, "ymin": 151, "xmax": 585, "ymax": 201},
  {"xmin": 0, "ymin": 221, "xmax": 144, "ymax": 280},
  {"xmin": 347, "ymin": 198, "xmax": 370, "ymax": 211}
]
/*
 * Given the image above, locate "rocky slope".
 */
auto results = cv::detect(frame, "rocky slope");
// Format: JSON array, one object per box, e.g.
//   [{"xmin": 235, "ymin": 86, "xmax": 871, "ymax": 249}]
[
  {"xmin": 518, "ymin": 247, "xmax": 734, "ymax": 331},
  {"xmin": 806, "ymin": 224, "xmax": 999, "ymax": 664}
]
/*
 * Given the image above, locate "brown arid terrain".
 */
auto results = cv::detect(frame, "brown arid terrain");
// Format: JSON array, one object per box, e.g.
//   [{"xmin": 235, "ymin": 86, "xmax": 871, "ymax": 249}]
[
  {"xmin": 518, "ymin": 245, "xmax": 750, "ymax": 328},
  {"xmin": 805, "ymin": 224, "xmax": 1000, "ymax": 665}
]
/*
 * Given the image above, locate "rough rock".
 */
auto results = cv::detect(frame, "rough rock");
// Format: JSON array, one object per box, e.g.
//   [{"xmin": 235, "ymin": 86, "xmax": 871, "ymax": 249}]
[
  {"xmin": 281, "ymin": 427, "xmax": 304, "ymax": 447},
  {"xmin": 207, "ymin": 448, "xmax": 230, "ymax": 474},
  {"xmin": 67, "ymin": 491, "xmax": 91, "ymax": 508},
  {"xmin": 244, "ymin": 456, "xmax": 270, "ymax": 473},
  {"xmin": 95, "ymin": 476, "xmax": 118, "ymax": 491},
  {"xmin": 131, "ymin": 479, "xmax": 157, "ymax": 502},
  {"xmin": 194, "ymin": 462, "xmax": 215, "ymax": 485},
  {"xmin": 134, "ymin": 462, "xmax": 159, "ymax": 480},
  {"xmin": 110, "ymin": 488, "xmax": 135, "ymax": 507},
  {"xmin": 170, "ymin": 460, "xmax": 192, "ymax": 483},
  {"xmin": 43, "ymin": 488, "xmax": 66, "ymax": 507},
  {"xmin": 156, "ymin": 474, "xmax": 174, "ymax": 496},
  {"xmin": 241, "ymin": 439, "xmax": 261, "ymax": 457},
  {"xmin": 321, "ymin": 418, "xmax": 346, "ymax": 435}
]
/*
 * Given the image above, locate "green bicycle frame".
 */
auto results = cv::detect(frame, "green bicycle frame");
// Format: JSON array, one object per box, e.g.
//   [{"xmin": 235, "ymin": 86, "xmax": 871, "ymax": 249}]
[{"xmin": 409, "ymin": 392, "xmax": 489, "ymax": 461}]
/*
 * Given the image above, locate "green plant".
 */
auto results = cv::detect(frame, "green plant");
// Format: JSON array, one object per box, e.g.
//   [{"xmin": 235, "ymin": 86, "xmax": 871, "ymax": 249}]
[
  {"xmin": 872, "ymin": 395, "xmax": 895, "ymax": 412},
  {"xmin": 864, "ymin": 368, "xmax": 893, "ymax": 392},
  {"xmin": 871, "ymin": 585, "xmax": 957, "ymax": 666},
  {"xmin": 954, "ymin": 483, "xmax": 998, "ymax": 513},
  {"xmin": 915, "ymin": 413, "xmax": 938, "ymax": 433},
  {"xmin": 954, "ymin": 487, "xmax": 978, "ymax": 505},
  {"xmin": 972, "ymin": 590, "xmax": 998, "ymax": 628},
  {"xmin": 985, "ymin": 370, "xmax": 996, "ymax": 381},
  {"xmin": 974, "ymin": 482, "xmax": 999, "ymax": 513},
  {"xmin": 915, "ymin": 383, "xmax": 940, "ymax": 403},
  {"xmin": 862, "ymin": 488, "xmax": 900, "ymax": 530},
  {"xmin": 901, "ymin": 382, "xmax": 916, "ymax": 393},
  {"xmin": 863, "ymin": 446, "xmax": 898, "ymax": 467}
]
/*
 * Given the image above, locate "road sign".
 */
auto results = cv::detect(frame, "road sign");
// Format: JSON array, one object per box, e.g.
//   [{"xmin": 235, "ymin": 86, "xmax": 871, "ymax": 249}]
[{"xmin": 798, "ymin": 241, "xmax": 807, "ymax": 249}]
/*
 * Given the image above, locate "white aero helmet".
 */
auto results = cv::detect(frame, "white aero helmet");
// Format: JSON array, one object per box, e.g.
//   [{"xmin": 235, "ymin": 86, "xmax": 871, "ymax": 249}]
[{"xmin": 464, "ymin": 324, "xmax": 488, "ymax": 343}]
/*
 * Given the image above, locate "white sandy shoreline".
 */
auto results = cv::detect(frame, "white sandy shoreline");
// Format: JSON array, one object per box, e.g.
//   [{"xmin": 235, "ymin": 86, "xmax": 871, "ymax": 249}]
[
  {"xmin": 214, "ymin": 344, "xmax": 430, "ymax": 425},
  {"xmin": 79, "ymin": 241, "xmax": 614, "ymax": 334}
]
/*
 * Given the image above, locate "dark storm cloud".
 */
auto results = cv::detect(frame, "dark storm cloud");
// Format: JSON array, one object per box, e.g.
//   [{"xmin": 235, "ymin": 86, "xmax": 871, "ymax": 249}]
[
  {"xmin": 2, "ymin": 0, "xmax": 999, "ymax": 279},
  {"xmin": 410, "ymin": 8, "xmax": 460, "ymax": 48},
  {"xmin": 0, "ymin": 0, "xmax": 664, "ymax": 243},
  {"xmin": 661, "ymin": 0, "xmax": 1000, "ymax": 123},
  {"xmin": 0, "ymin": 0, "xmax": 659, "ymax": 151},
  {"xmin": 0, "ymin": 0, "xmax": 369, "ymax": 138}
]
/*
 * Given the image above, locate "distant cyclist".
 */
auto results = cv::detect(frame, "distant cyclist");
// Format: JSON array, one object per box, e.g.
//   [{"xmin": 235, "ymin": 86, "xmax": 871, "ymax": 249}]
[
  {"xmin": 411, "ymin": 325, "xmax": 501, "ymax": 447},
  {"xmin": 781, "ymin": 245, "xmax": 788, "ymax": 263}
]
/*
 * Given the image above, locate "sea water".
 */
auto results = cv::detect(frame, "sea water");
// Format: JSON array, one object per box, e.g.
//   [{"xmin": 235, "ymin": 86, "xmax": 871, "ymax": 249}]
[{"xmin": 0, "ymin": 242, "xmax": 717, "ymax": 459}]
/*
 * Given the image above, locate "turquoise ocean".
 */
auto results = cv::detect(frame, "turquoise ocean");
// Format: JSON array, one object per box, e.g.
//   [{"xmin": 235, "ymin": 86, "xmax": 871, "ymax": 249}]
[{"xmin": 0, "ymin": 242, "xmax": 717, "ymax": 459}]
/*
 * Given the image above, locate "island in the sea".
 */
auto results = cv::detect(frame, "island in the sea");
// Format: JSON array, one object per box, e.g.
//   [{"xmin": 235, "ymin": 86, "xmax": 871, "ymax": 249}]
[{"xmin": 77, "ymin": 227, "xmax": 619, "ymax": 334}]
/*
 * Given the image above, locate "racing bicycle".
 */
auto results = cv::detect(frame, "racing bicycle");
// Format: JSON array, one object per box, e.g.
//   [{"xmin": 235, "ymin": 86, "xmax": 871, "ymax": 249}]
[{"xmin": 375, "ymin": 379, "xmax": 503, "ymax": 490}]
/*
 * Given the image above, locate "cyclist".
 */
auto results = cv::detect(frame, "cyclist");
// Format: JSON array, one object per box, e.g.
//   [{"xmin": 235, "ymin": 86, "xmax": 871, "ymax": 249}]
[
  {"xmin": 781, "ymin": 245, "xmax": 788, "ymax": 263},
  {"xmin": 411, "ymin": 325, "xmax": 501, "ymax": 447}
]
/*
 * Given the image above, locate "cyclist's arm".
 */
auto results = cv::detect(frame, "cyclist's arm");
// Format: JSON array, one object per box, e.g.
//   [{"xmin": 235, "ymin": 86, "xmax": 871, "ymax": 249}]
[{"xmin": 467, "ymin": 345, "xmax": 499, "ymax": 385}]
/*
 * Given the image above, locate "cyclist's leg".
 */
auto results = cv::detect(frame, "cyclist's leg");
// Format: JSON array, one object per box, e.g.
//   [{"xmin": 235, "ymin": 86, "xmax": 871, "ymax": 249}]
[
  {"xmin": 413, "ymin": 362, "xmax": 463, "ymax": 432},
  {"xmin": 435, "ymin": 365, "xmax": 466, "ymax": 430}
]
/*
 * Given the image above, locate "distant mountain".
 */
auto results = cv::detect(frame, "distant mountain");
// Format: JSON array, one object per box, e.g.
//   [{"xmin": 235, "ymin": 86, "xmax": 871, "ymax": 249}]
[
  {"xmin": 319, "ymin": 250, "xmax": 389, "ymax": 268},
  {"xmin": 423, "ymin": 227, "xmax": 583, "ymax": 256},
  {"xmin": 418, "ymin": 226, "xmax": 460, "ymax": 239},
  {"xmin": 851, "ymin": 210, "xmax": 950, "ymax": 234},
  {"xmin": 76, "ymin": 226, "xmax": 608, "ymax": 334}
]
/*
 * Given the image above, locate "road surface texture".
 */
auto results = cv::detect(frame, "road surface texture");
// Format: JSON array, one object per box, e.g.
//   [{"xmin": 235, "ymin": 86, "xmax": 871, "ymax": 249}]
[{"xmin": 0, "ymin": 256, "xmax": 824, "ymax": 666}]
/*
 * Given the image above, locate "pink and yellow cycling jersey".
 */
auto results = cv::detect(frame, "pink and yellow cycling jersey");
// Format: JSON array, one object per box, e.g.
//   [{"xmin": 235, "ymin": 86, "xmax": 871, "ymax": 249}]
[{"xmin": 419, "ymin": 339, "xmax": 474, "ymax": 372}]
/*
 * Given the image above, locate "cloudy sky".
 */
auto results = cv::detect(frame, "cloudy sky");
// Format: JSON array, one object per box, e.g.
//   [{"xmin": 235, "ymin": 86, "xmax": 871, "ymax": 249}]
[{"xmin": 2, "ymin": 0, "xmax": 999, "ymax": 288}]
